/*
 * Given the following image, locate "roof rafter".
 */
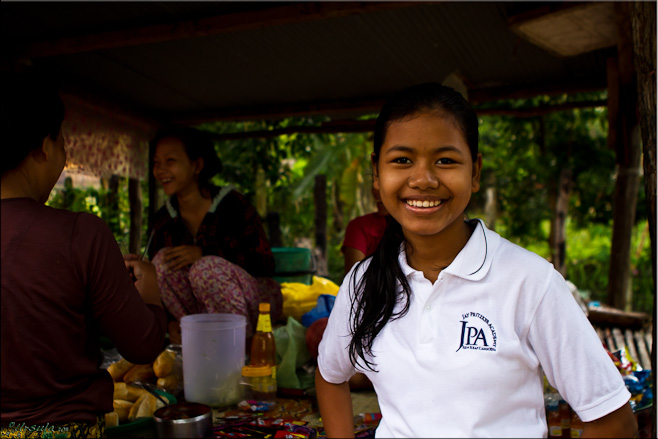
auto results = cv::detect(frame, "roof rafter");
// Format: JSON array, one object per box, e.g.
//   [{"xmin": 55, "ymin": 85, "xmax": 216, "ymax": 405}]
[{"xmin": 12, "ymin": 2, "xmax": 422, "ymax": 59}]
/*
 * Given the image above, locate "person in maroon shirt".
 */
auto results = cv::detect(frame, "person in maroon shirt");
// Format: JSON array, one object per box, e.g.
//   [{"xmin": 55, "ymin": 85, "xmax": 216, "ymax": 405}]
[
  {"xmin": 341, "ymin": 186, "xmax": 389, "ymax": 274},
  {"xmin": 145, "ymin": 127, "xmax": 282, "ymax": 341},
  {"xmin": 1, "ymin": 72, "xmax": 167, "ymax": 438}
]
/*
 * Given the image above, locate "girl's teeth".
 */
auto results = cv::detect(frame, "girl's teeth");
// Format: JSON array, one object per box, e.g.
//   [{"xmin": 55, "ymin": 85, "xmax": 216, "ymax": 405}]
[{"xmin": 407, "ymin": 200, "xmax": 441, "ymax": 207}]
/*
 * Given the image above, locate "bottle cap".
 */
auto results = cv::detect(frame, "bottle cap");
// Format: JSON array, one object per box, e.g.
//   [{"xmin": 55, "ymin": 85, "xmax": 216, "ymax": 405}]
[{"xmin": 259, "ymin": 303, "xmax": 271, "ymax": 312}]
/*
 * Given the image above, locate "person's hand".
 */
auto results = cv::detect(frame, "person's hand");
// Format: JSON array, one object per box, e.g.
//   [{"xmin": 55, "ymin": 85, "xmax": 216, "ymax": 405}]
[
  {"xmin": 163, "ymin": 245, "xmax": 203, "ymax": 271},
  {"xmin": 125, "ymin": 260, "xmax": 162, "ymax": 308}
]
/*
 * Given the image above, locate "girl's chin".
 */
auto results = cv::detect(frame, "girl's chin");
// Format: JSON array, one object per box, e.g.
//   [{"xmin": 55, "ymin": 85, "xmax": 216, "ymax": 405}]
[{"xmin": 161, "ymin": 184, "xmax": 176, "ymax": 196}]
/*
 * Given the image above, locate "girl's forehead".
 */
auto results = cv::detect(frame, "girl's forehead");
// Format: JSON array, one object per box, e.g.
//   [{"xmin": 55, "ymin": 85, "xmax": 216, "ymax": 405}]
[
  {"xmin": 384, "ymin": 111, "xmax": 465, "ymax": 142},
  {"xmin": 391, "ymin": 109, "xmax": 459, "ymax": 130},
  {"xmin": 155, "ymin": 137, "xmax": 187, "ymax": 155}
]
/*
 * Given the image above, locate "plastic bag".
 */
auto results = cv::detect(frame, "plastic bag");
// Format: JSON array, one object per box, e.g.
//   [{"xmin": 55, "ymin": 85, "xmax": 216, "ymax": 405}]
[
  {"xmin": 301, "ymin": 294, "xmax": 336, "ymax": 327},
  {"xmin": 280, "ymin": 276, "xmax": 339, "ymax": 322},
  {"xmin": 274, "ymin": 317, "xmax": 313, "ymax": 389}
]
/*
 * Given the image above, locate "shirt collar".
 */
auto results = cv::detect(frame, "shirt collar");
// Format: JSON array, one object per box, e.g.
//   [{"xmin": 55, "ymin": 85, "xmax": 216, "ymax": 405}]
[
  {"xmin": 164, "ymin": 185, "xmax": 234, "ymax": 219},
  {"xmin": 398, "ymin": 219, "xmax": 499, "ymax": 282}
]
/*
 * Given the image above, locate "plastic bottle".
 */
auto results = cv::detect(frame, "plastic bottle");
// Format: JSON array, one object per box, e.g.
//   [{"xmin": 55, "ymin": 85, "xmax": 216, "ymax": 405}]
[
  {"xmin": 242, "ymin": 365, "xmax": 277, "ymax": 401},
  {"xmin": 547, "ymin": 401, "xmax": 562, "ymax": 439},
  {"xmin": 570, "ymin": 409, "xmax": 583, "ymax": 438},
  {"xmin": 250, "ymin": 303, "xmax": 276, "ymax": 368}
]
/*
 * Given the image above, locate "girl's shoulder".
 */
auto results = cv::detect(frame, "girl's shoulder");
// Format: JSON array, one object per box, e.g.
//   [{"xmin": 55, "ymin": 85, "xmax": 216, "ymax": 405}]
[
  {"xmin": 452, "ymin": 220, "xmax": 555, "ymax": 283},
  {"xmin": 211, "ymin": 188, "xmax": 261, "ymax": 220},
  {"xmin": 494, "ymin": 234, "xmax": 554, "ymax": 273}
]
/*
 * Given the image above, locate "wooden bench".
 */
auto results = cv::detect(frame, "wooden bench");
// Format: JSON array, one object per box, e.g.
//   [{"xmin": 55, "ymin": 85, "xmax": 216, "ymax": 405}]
[
  {"xmin": 587, "ymin": 304, "xmax": 653, "ymax": 370},
  {"xmin": 595, "ymin": 325, "xmax": 653, "ymax": 370}
]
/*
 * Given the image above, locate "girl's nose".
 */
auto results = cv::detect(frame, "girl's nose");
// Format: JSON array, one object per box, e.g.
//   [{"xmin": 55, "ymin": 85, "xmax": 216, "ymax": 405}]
[{"xmin": 408, "ymin": 163, "xmax": 439, "ymax": 189}]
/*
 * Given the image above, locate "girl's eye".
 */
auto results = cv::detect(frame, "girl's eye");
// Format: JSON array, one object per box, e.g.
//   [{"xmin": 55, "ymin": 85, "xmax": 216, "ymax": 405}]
[
  {"xmin": 437, "ymin": 158, "xmax": 456, "ymax": 165},
  {"xmin": 392, "ymin": 157, "xmax": 411, "ymax": 164}
]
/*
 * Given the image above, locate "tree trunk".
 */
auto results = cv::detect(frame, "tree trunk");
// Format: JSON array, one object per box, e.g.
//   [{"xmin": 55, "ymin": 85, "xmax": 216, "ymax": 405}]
[
  {"xmin": 549, "ymin": 168, "xmax": 572, "ymax": 278},
  {"xmin": 607, "ymin": 4, "xmax": 642, "ymax": 311},
  {"xmin": 266, "ymin": 212, "xmax": 283, "ymax": 248},
  {"xmin": 254, "ymin": 167, "xmax": 267, "ymax": 219},
  {"xmin": 128, "ymin": 177, "xmax": 142, "ymax": 254},
  {"xmin": 106, "ymin": 174, "xmax": 121, "ymax": 237},
  {"xmin": 483, "ymin": 172, "xmax": 498, "ymax": 230},
  {"xmin": 147, "ymin": 140, "xmax": 163, "ymax": 232},
  {"xmin": 331, "ymin": 178, "xmax": 344, "ymax": 234},
  {"xmin": 314, "ymin": 174, "xmax": 328, "ymax": 277}
]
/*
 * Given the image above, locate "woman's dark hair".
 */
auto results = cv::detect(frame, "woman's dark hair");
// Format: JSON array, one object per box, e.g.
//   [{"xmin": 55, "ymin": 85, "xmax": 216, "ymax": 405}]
[
  {"xmin": 348, "ymin": 83, "xmax": 479, "ymax": 371},
  {"xmin": 1, "ymin": 71, "xmax": 65, "ymax": 175},
  {"xmin": 151, "ymin": 126, "xmax": 223, "ymax": 192}
]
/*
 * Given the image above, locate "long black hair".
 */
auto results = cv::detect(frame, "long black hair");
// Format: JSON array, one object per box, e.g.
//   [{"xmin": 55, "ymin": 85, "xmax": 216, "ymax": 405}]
[
  {"xmin": 348, "ymin": 83, "xmax": 480, "ymax": 371},
  {"xmin": 151, "ymin": 126, "xmax": 223, "ymax": 194}
]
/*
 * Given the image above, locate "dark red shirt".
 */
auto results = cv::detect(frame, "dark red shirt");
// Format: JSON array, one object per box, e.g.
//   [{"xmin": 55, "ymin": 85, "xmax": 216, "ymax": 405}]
[
  {"xmin": 341, "ymin": 212, "xmax": 388, "ymax": 257},
  {"xmin": 1, "ymin": 198, "xmax": 167, "ymax": 425},
  {"xmin": 149, "ymin": 186, "xmax": 274, "ymax": 277}
]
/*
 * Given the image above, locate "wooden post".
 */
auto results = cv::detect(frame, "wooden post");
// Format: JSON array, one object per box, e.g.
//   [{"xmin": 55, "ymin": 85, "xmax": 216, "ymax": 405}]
[
  {"xmin": 606, "ymin": 4, "xmax": 642, "ymax": 312},
  {"xmin": 314, "ymin": 174, "xmax": 328, "ymax": 277},
  {"xmin": 629, "ymin": 3, "xmax": 656, "ymax": 436},
  {"xmin": 630, "ymin": 0, "xmax": 657, "ymax": 306},
  {"xmin": 128, "ymin": 177, "xmax": 142, "ymax": 254}
]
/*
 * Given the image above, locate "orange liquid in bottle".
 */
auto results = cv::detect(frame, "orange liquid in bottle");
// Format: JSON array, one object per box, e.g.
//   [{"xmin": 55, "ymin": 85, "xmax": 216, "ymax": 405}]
[{"xmin": 250, "ymin": 303, "xmax": 276, "ymax": 367}]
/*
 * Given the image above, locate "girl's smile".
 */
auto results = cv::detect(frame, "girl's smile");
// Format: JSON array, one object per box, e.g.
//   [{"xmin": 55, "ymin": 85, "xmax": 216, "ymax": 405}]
[
  {"xmin": 153, "ymin": 137, "xmax": 202, "ymax": 197},
  {"xmin": 373, "ymin": 111, "xmax": 482, "ymax": 244}
]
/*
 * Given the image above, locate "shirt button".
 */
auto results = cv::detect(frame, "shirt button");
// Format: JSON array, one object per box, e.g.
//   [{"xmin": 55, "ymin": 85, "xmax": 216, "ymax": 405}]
[{"xmin": 426, "ymin": 304, "xmax": 431, "ymax": 310}]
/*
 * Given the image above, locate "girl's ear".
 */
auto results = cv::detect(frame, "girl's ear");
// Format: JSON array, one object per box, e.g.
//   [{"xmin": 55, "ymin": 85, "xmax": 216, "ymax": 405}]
[
  {"xmin": 371, "ymin": 153, "xmax": 381, "ymax": 191},
  {"xmin": 30, "ymin": 136, "xmax": 51, "ymax": 163},
  {"xmin": 471, "ymin": 153, "xmax": 483, "ymax": 193},
  {"xmin": 194, "ymin": 157, "xmax": 205, "ymax": 175}
]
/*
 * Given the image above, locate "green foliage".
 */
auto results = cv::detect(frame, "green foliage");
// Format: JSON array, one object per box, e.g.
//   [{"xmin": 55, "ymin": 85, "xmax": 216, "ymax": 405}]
[
  {"xmin": 565, "ymin": 220, "xmax": 653, "ymax": 313},
  {"xmin": 46, "ymin": 176, "xmax": 151, "ymax": 253}
]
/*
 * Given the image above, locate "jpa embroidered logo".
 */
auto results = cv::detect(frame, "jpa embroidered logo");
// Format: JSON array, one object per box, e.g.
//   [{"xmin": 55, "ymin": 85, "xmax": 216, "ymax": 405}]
[{"xmin": 456, "ymin": 311, "xmax": 497, "ymax": 352}]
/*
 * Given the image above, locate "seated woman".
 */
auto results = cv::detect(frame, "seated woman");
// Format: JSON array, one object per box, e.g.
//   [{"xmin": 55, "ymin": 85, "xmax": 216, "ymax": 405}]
[
  {"xmin": 146, "ymin": 127, "xmax": 282, "ymax": 342},
  {"xmin": 1, "ymin": 72, "xmax": 167, "ymax": 438}
]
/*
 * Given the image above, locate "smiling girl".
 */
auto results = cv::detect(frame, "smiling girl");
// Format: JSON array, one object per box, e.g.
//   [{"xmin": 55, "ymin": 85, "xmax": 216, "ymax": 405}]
[
  {"xmin": 146, "ymin": 127, "xmax": 282, "ymax": 340},
  {"xmin": 315, "ymin": 83, "xmax": 637, "ymax": 438}
]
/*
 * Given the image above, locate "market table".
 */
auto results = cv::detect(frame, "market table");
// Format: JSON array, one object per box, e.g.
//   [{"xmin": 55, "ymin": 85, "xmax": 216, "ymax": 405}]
[{"xmin": 107, "ymin": 389, "xmax": 381, "ymax": 438}]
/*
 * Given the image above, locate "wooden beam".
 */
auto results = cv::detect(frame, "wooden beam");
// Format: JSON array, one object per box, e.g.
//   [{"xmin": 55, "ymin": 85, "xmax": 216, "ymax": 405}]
[
  {"xmin": 205, "ymin": 99, "xmax": 607, "ymax": 141},
  {"xmin": 469, "ymin": 79, "xmax": 607, "ymax": 104},
  {"xmin": 170, "ymin": 98, "xmax": 387, "ymax": 125},
  {"xmin": 476, "ymin": 100, "xmax": 607, "ymax": 118},
  {"xmin": 170, "ymin": 82, "xmax": 607, "ymax": 125},
  {"xmin": 13, "ymin": 2, "xmax": 420, "ymax": 59}
]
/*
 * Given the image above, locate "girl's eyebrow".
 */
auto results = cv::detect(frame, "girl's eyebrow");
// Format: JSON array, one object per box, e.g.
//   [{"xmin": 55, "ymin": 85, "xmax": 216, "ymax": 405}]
[{"xmin": 384, "ymin": 145, "xmax": 464, "ymax": 155}]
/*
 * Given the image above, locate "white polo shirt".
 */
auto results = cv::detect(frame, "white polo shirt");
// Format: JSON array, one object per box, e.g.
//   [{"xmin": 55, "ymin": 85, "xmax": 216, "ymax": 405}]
[{"xmin": 318, "ymin": 220, "xmax": 630, "ymax": 438}]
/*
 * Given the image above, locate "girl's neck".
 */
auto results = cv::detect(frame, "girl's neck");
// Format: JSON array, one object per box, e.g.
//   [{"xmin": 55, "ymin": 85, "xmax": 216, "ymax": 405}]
[
  {"xmin": 175, "ymin": 184, "xmax": 210, "ymax": 213},
  {"xmin": 404, "ymin": 219, "xmax": 475, "ymax": 283}
]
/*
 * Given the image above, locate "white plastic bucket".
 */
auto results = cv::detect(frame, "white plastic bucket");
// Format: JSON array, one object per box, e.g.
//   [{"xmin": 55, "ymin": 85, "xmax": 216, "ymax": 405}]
[{"xmin": 181, "ymin": 313, "xmax": 246, "ymax": 407}]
